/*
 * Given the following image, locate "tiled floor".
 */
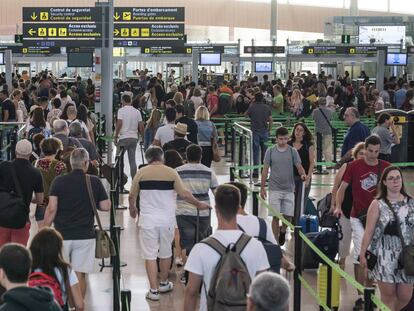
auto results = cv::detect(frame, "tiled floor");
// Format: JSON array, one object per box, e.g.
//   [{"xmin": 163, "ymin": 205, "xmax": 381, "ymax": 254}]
[{"xmin": 28, "ymin": 148, "xmax": 414, "ymax": 311}]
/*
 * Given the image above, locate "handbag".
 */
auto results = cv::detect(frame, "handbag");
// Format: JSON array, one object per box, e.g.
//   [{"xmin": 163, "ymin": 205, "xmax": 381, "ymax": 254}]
[
  {"xmin": 385, "ymin": 200, "xmax": 414, "ymax": 276},
  {"xmin": 211, "ymin": 136, "xmax": 221, "ymax": 162},
  {"xmin": 0, "ymin": 163, "xmax": 27, "ymax": 229},
  {"xmin": 85, "ymin": 175, "xmax": 116, "ymax": 259}
]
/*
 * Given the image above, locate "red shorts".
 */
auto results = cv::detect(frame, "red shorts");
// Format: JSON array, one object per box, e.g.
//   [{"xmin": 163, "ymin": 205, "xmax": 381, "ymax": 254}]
[{"xmin": 0, "ymin": 222, "xmax": 31, "ymax": 247}]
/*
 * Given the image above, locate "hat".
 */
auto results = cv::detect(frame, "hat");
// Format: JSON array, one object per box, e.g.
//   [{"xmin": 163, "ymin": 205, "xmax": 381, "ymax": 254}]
[
  {"xmin": 15, "ymin": 139, "xmax": 32, "ymax": 156},
  {"xmin": 174, "ymin": 122, "xmax": 188, "ymax": 136}
]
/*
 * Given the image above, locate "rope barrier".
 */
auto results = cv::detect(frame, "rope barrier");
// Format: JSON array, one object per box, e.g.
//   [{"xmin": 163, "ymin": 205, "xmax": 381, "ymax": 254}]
[{"xmin": 233, "ymin": 171, "xmax": 390, "ymax": 311}]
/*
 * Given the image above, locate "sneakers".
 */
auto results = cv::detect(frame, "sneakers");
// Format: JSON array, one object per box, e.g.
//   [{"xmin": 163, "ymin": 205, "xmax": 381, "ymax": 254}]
[
  {"xmin": 146, "ymin": 289, "xmax": 160, "ymax": 301},
  {"xmin": 353, "ymin": 297, "xmax": 364, "ymax": 311},
  {"xmin": 278, "ymin": 231, "xmax": 286, "ymax": 246},
  {"xmin": 180, "ymin": 273, "xmax": 187, "ymax": 284},
  {"xmin": 159, "ymin": 281, "xmax": 174, "ymax": 293},
  {"xmin": 146, "ymin": 282, "xmax": 174, "ymax": 301}
]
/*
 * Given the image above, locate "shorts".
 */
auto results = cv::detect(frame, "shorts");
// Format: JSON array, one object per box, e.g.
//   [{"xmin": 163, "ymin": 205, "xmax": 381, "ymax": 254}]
[
  {"xmin": 63, "ymin": 239, "xmax": 96, "ymax": 273},
  {"xmin": 268, "ymin": 191, "xmax": 295, "ymax": 217},
  {"xmin": 350, "ymin": 217, "xmax": 365, "ymax": 264},
  {"xmin": 338, "ymin": 216, "xmax": 352, "ymax": 259},
  {"xmin": 139, "ymin": 226, "xmax": 175, "ymax": 260},
  {"xmin": 176, "ymin": 215, "xmax": 210, "ymax": 254}
]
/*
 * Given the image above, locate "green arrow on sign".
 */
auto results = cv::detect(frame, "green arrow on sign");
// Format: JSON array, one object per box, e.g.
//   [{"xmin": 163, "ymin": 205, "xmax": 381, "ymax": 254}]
[
  {"xmin": 28, "ymin": 28, "xmax": 36, "ymax": 36},
  {"xmin": 31, "ymin": 12, "xmax": 38, "ymax": 20},
  {"xmin": 114, "ymin": 12, "xmax": 120, "ymax": 21},
  {"xmin": 113, "ymin": 29, "xmax": 120, "ymax": 36}
]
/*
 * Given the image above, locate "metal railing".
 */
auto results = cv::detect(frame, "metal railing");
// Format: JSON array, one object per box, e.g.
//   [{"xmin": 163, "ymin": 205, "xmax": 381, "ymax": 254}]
[{"xmin": 231, "ymin": 122, "xmax": 253, "ymax": 184}]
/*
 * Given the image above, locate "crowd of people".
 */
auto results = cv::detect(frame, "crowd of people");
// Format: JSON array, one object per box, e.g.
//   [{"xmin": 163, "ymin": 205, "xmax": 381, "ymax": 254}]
[{"xmin": 0, "ymin": 67, "xmax": 414, "ymax": 311}]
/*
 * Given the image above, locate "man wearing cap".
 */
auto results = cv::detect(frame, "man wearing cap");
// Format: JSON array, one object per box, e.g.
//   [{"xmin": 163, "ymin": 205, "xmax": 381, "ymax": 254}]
[
  {"xmin": 162, "ymin": 122, "xmax": 192, "ymax": 161},
  {"xmin": 0, "ymin": 139, "xmax": 44, "ymax": 247}
]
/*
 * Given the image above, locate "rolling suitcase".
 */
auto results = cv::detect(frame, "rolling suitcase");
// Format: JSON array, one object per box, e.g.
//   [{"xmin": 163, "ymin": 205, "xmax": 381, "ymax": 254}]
[
  {"xmin": 301, "ymin": 231, "xmax": 320, "ymax": 270},
  {"xmin": 317, "ymin": 264, "xmax": 340, "ymax": 310},
  {"xmin": 299, "ymin": 215, "xmax": 319, "ymax": 234}
]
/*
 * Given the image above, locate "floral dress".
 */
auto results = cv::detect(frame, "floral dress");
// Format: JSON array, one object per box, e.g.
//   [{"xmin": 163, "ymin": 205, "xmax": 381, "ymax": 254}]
[{"xmin": 369, "ymin": 198, "xmax": 414, "ymax": 283}]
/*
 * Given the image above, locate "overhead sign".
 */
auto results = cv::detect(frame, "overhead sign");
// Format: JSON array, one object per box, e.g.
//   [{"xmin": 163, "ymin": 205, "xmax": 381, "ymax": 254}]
[
  {"xmin": 114, "ymin": 7, "xmax": 184, "ymax": 22},
  {"xmin": 303, "ymin": 46, "xmax": 378, "ymax": 55},
  {"xmin": 114, "ymin": 39, "xmax": 185, "ymax": 48},
  {"xmin": 358, "ymin": 25, "xmax": 406, "ymax": 46},
  {"xmin": 23, "ymin": 7, "xmax": 100, "ymax": 22},
  {"xmin": 141, "ymin": 46, "xmax": 192, "ymax": 54},
  {"xmin": 191, "ymin": 46, "xmax": 225, "ymax": 53},
  {"xmin": 244, "ymin": 46, "xmax": 285, "ymax": 54},
  {"xmin": 0, "ymin": 46, "xmax": 60, "ymax": 55},
  {"xmin": 113, "ymin": 23, "xmax": 184, "ymax": 39},
  {"xmin": 23, "ymin": 23, "xmax": 102, "ymax": 47},
  {"xmin": 15, "ymin": 35, "xmax": 23, "ymax": 44}
]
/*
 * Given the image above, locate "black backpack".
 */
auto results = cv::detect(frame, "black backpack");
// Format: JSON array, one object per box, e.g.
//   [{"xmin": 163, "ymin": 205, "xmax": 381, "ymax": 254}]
[
  {"xmin": 217, "ymin": 95, "xmax": 231, "ymax": 115},
  {"xmin": 0, "ymin": 163, "xmax": 27, "ymax": 229},
  {"xmin": 312, "ymin": 222, "xmax": 343, "ymax": 263},
  {"xmin": 27, "ymin": 125, "xmax": 46, "ymax": 143},
  {"xmin": 239, "ymin": 217, "xmax": 282, "ymax": 273}
]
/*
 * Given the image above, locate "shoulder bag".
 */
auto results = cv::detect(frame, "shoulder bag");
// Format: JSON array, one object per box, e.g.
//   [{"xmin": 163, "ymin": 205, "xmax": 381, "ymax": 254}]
[
  {"xmin": 211, "ymin": 122, "xmax": 221, "ymax": 162},
  {"xmin": 319, "ymin": 108, "xmax": 337, "ymax": 135},
  {"xmin": 0, "ymin": 163, "xmax": 27, "ymax": 229},
  {"xmin": 385, "ymin": 200, "xmax": 414, "ymax": 276},
  {"xmin": 85, "ymin": 175, "xmax": 116, "ymax": 259}
]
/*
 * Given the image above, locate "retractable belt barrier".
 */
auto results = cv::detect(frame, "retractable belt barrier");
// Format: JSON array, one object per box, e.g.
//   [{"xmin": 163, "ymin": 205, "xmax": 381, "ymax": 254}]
[{"xmin": 233, "ymin": 169, "xmax": 391, "ymax": 311}]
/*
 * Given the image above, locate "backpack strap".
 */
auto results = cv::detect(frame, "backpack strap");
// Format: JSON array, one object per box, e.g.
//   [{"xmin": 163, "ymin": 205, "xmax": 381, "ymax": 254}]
[
  {"xmin": 234, "ymin": 233, "xmax": 252, "ymax": 256},
  {"xmin": 202, "ymin": 237, "xmax": 226, "ymax": 257},
  {"xmin": 257, "ymin": 218, "xmax": 267, "ymax": 241},
  {"xmin": 237, "ymin": 224, "xmax": 245, "ymax": 232}
]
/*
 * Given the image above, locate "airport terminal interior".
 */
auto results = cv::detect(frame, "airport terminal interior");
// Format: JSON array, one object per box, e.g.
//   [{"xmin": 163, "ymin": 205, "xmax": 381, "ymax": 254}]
[{"xmin": 1, "ymin": 0, "xmax": 414, "ymax": 311}]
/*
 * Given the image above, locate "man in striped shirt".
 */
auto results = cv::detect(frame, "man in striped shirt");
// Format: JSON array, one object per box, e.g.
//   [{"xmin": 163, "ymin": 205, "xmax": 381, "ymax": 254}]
[
  {"xmin": 176, "ymin": 144, "xmax": 219, "ymax": 283},
  {"xmin": 128, "ymin": 146, "xmax": 210, "ymax": 301}
]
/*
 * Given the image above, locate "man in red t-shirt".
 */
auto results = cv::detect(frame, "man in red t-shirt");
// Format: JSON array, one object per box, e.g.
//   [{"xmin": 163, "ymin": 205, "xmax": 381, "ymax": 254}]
[{"xmin": 334, "ymin": 135, "xmax": 389, "ymax": 310}]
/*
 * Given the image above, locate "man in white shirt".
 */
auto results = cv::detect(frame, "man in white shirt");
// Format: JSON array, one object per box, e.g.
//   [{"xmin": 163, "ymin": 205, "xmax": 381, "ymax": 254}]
[
  {"xmin": 153, "ymin": 107, "xmax": 176, "ymax": 146},
  {"xmin": 115, "ymin": 94, "xmax": 144, "ymax": 179},
  {"xmin": 184, "ymin": 184, "xmax": 270, "ymax": 311}
]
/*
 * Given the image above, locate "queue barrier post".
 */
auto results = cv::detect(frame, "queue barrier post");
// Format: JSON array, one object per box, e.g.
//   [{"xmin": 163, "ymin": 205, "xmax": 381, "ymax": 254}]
[
  {"xmin": 294, "ymin": 226, "xmax": 302, "ymax": 311},
  {"xmin": 364, "ymin": 288, "xmax": 376, "ymax": 311},
  {"xmin": 315, "ymin": 133, "xmax": 328, "ymax": 175},
  {"xmin": 333, "ymin": 129, "xmax": 338, "ymax": 163},
  {"xmin": 121, "ymin": 289, "xmax": 131, "ymax": 311},
  {"xmin": 112, "ymin": 225, "xmax": 122, "ymax": 311},
  {"xmin": 238, "ymin": 134, "xmax": 244, "ymax": 177},
  {"xmin": 231, "ymin": 127, "xmax": 236, "ymax": 163},
  {"xmin": 224, "ymin": 119, "xmax": 228, "ymax": 157},
  {"xmin": 252, "ymin": 191, "xmax": 259, "ymax": 216},
  {"xmin": 9, "ymin": 126, "xmax": 18, "ymax": 160},
  {"xmin": 230, "ymin": 167, "xmax": 235, "ymax": 182}
]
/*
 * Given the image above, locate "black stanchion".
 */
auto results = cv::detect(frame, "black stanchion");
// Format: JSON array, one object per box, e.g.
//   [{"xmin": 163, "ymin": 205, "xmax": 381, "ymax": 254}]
[
  {"xmin": 9, "ymin": 127, "xmax": 18, "ymax": 160},
  {"xmin": 293, "ymin": 226, "xmax": 302, "ymax": 311},
  {"xmin": 333, "ymin": 129, "xmax": 338, "ymax": 163},
  {"xmin": 224, "ymin": 119, "xmax": 228, "ymax": 157},
  {"xmin": 231, "ymin": 127, "xmax": 236, "ymax": 163},
  {"xmin": 252, "ymin": 191, "xmax": 259, "ymax": 216},
  {"xmin": 112, "ymin": 225, "xmax": 121, "ymax": 311},
  {"xmin": 230, "ymin": 167, "xmax": 235, "ymax": 182},
  {"xmin": 121, "ymin": 289, "xmax": 131, "ymax": 311},
  {"xmin": 238, "ymin": 134, "xmax": 244, "ymax": 177},
  {"xmin": 314, "ymin": 133, "xmax": 328, "ymax": 175},
  {"xmin": 364, "ymin": 288, "xmax": 376, "ymax": 311},
  {"xmin": 117, "ymin": 148, "xmax": 128, "ymax": 209},
  {"xmin": 327, "ymin": 265, "xmax": 332, "ymax": 309}
]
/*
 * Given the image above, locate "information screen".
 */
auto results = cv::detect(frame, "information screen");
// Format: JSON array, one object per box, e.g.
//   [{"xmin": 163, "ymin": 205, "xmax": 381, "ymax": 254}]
[
  {"xmin": 386, "ymin": 53, "xmax": 407, "ymax": 66},
  {"xmin": 199, "ymin": 53, "xmax": 221, "ymax": 66},
  {"xmin": 67, "ymin": 52, "xmax": 93, "ymax": 67},
  {"xmin": 359, "ymin": 26, "xmax": 406, "ymax": 46},
  {"xmin": 0, "ymin": 52, "xmax": 4, "ymax": 65},
  {"xmin": 255, "ymin": 61, "xmax": 273, "ymax": 73}
]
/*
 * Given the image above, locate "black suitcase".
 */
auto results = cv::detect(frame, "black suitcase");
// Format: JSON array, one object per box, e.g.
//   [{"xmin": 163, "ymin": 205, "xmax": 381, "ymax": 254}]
[{"xmin": 301, "ymin": 231, "xmax": 320, "ymax": 270}]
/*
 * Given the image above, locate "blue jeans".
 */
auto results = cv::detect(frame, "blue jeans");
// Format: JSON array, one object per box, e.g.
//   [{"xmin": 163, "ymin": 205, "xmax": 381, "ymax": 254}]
[{"xmin": 252, "ymin": 132, "xmax": 269, "ymax": 174}]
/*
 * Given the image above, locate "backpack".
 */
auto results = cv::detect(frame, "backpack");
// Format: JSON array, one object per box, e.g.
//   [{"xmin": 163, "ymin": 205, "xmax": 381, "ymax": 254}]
[
  {"xmin": 36, "ymin": 160, "xmax": 60, "ymax": 199},
  {"xmin": 28, "ymin": 272, "xmax": 64, "ymax": 307},
  {"xmin": 217, "ymin": 95, "xmax": 231, "ymax": 115},
  {"xmin": 202, "ymin": 234, "xmax": 252, "ymax": 311},
  {"xmin": 183, "ymin": 99, "xmax": 195, "ymax": 117},
  {"xmin": 312, "ymin": 223, "xmax": 343, "ymax": 264},
  {"xmin": 235, "ymin": 95, "xmax": 249, "ymax": 114},
  {"xmin": 239, "ymin": 218, "xmax": 282, "ymax": 273},
  {"xmin": 28, "ymin": 126, "xmax": 48, "ymax": 143}
]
